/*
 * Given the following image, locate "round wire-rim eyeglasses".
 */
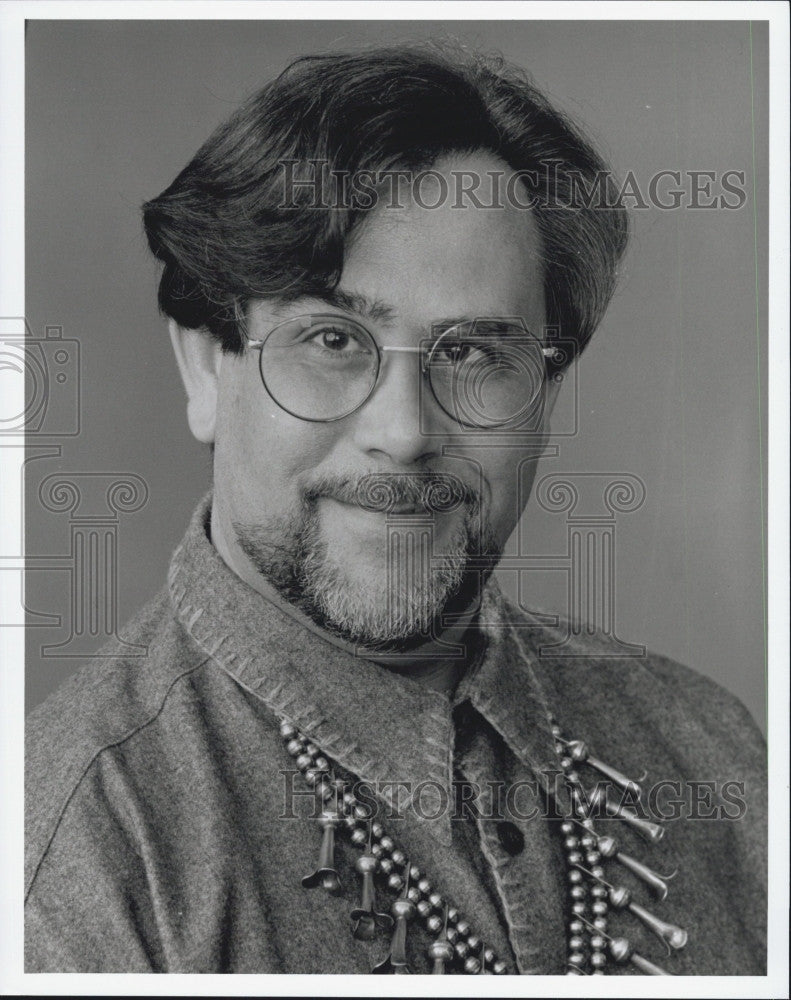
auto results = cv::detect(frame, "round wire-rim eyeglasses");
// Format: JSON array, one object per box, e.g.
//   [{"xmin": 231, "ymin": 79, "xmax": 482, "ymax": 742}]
[{"xmin": 241, "ymin": 312, "xmax": 562, "ymax": 428}]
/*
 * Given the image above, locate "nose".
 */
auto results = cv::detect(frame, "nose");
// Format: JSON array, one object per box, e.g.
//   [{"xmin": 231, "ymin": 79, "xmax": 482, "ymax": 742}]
[{"xmin": 349, "ymin": 347, "xmax": 445, "ymax": 465}]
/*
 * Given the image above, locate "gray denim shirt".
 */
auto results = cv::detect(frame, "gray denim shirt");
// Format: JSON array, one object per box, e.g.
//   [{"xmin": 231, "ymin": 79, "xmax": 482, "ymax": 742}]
[{"xmin": 25, "ymin": 495, "xmax": 767, "ymax": 973}]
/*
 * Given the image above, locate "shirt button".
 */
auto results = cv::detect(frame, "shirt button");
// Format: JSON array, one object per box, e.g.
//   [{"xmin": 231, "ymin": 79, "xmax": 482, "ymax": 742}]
[{"xmin": 496, "ymin": 821, "xmax": 525, "ymax": 856}]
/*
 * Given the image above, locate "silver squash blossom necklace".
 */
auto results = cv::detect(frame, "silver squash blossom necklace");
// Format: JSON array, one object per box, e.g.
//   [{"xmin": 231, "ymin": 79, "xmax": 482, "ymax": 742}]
[{"xmin": 280, "ymin": 714, "xmax": 688, "ymax": 975}]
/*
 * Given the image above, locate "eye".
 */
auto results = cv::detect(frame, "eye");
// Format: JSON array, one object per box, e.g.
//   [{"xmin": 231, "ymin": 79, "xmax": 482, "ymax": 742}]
[
  {"xmin": 303, "ymin": 323, "xmax": 372, "ymax": 355},
  {"xmin": 436, "ymin": 338, "xmax": 505, "ymax": 366}
]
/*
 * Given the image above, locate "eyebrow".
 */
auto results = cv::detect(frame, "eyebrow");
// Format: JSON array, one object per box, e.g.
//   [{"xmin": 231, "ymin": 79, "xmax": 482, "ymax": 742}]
[{"xmin": 310, "ymin": 288, "xmax": 397, "ymax": 325}]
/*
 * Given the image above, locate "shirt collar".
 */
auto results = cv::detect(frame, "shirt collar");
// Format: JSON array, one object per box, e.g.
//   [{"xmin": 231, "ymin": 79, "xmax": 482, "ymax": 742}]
[{"xmin": 168, "ymin": 493, "xmax": 566, "ymax": 846}]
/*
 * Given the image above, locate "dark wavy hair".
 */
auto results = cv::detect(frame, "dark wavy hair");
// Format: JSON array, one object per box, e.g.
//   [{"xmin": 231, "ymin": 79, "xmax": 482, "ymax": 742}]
[{"xmin": 142, "ymin": 44, "xmax": 628, "ymax": 369}]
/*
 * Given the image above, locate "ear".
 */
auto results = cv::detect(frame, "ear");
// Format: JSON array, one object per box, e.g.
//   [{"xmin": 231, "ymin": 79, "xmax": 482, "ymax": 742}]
[{"xmin": 168, "ymin": 320, "xmax": 223, "ymax": 444}]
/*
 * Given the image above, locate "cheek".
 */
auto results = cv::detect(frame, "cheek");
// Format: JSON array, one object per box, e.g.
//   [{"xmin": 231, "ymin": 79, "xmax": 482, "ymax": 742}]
[
  {"xmin": 213, "ymin": 364, "xmax": 333, "ymax": 509},
  {"xmin": 480, "ymin": 450, "xmax": 542, "ymax": 542}
]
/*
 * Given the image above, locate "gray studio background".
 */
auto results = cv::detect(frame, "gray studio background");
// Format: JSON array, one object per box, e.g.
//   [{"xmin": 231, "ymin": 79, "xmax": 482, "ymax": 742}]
[{"xmin": 24, "ymin": 20, "xmax": 768, "ymax": 732}]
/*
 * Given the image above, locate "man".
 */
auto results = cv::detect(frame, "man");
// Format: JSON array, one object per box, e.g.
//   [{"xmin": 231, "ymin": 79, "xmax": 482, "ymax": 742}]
[{"xmin": 25, "ymin": 45, "xmax": 766, "ymax": 975}]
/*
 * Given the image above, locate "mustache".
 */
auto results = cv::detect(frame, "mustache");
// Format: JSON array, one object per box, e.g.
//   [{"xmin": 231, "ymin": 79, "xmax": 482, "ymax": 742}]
[{"xmin": 303, "ymin": 471, "xmax": 480, "ymax": 515}]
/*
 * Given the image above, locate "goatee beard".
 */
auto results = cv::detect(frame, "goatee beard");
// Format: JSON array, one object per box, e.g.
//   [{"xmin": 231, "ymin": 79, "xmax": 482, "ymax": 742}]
[{"xmin": 233, "ymin": 472, "xmax": 500, "ymax": 652}]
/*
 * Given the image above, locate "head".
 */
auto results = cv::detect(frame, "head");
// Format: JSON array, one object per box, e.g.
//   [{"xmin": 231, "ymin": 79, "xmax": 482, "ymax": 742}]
[{"xmin": 143, "ymin": 45, "xmax": 628, "ymax": 653}]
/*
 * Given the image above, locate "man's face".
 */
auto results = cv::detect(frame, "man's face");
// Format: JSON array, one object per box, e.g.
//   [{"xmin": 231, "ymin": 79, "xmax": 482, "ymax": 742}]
[{"xmin": 191, "ymin": 152, "xmax": 556, "ymax": 650}]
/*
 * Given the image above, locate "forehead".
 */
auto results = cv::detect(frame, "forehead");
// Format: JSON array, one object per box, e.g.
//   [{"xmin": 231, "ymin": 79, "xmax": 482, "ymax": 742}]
[{"xmin": 340, "ymin": 151, "xmax": 546, "ymax": 330}]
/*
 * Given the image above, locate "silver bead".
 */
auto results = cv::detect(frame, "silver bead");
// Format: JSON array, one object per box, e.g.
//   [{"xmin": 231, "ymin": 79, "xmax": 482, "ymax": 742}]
[
  {"xmin": 484, "ymin": 947, "xmax": 496, "ymax": 964},
  {"xmin": 426, "ymin": 913, "xmax": 443, "ymax": 934},
  {"xmin": 378, "ymin": 857, "xmax": 393, "ymax": 875},
  {"xmin": 567, "ymin": 951, "xmax": 585, "ymax": 966},
  {"xmin": 279, "ymin": 720, "xmax": 296, "ymax": 739},
  {"xmin": 560, "ymin": 756, "xmax": 573, "ymax": 769},
  {"xmin": 567, "ymin": 850, "xmax": 583, "ymax": 865},
  {"xmin": 353, "ymin": 804, "xmax": 369, "ymax": 820},
  {"xmin": 296, "ymin": 752, "xmax": 313, "ymax": 770},
  {"xmin": 609, "ymin": 937, "xmax": 633, "ymax": 963},
  {"xmin": 564, "ymin": 836, "xmax": 579, "ymax": 851},
  {"xmin": 304, "ymin": 742, "xmax": 319, "ymax": 757},
  {"xmin": 565, "ymin": 770, "xmax": 580, "ymax": 784},
  {"xmin": 286, "ymin": 738, "xmax": 304, "ymax": 757},
  {"xmin": 428, "ymin": 938, "xmax": 454, "ymax": 960},
  {"xmin": 350, "ymin": 828, "xmax": 367, "ymax": 846},
  {"xmin": 392, "ymin": 898, "xmax": 416, "ymax": 920},
  {"xmin": 586, "ymin": 851, "xmax": 601, "ymax": 866},
  {"xmin": 492, "ymin": 960, "xmax": 507, "ymax": 974},
  {"xmin": 568, "ymin": 935, "xmax": 584, "ymax": 951},
  {"xmin": 590, "ymin": 952, "xmax": 607, "ymax": 969},
  {"xmin": 569, "ymin": 885, "xmax": 586, "ymax": 900},
  {"xmin": 568, "ymin": 919, "xmax": 584, "ymax": 935},
  {"xmin": 590, "ymin": 935, "xmax": 606, "ymax": 951},
  {"xmin": 417, "ymin": 877, "xmax": 431, "ymax": 895},
  {"xmin": 445, "ymin": 926, "xmax": 459, "ymax": 944},
  {"xmin": 590, "ymin": 866, "xmax": 604, "ymax": 880},
  {"xmin": 467, "ymin": 934, "xmax": 481, "ymax": 951},
  {"xmin": 317, "ymin": 782, "xmax": 334, "ymax": 801},
  {"xmin": 455, "ymin": 940, "xmax": 469, "ymax": 959},
  {"xmin": 407, "ymin": 887, "xmax": 420, "ymax": 904},
  {"xmin": 428, "ymin": 892, "xmax": 443, "ymax": 909},
  {"xmin": 416, "ymin": 899, "xmax": 432, "ymax": 919},
  {"xmin": 560, "ymin": 821, "xmax": 575, "ymax": 836},
  {"xmin": 370, "ymin": 843, "xmax": 383, "ymax": 858},
  {"xmin": 569, "ymin": 740, "xmax": 589, "ymax": 762},
  {"xmin": 597, "ymin": 835, "xmax": 618, "ymax": 858},
  {"xmin": 464, "ymin": 956, "xmax": 482, "ymax": 974},
  {"xmin": 379, "ymin": 836, "xmax": 394, "ymax": 853},
  {"xmin": 342, "ymin": 791, "xmax": 356, "ymax": 808},
  {"xmin": 409, "ymin": 865, "xmax": 421, "ymax": 881},
  {"xmin": 355, "ymin": 854, "xmax": 378, "ymax": 875},
  {"xmin": 456, "ymin": 919, "xmax": 470, "ymax": 936},
  {"xmin": 387, "ymin": 873, "xmax": 403, "ymax": 891},
  {"xmin": 551, "ymin": 724, "xmax": 562, "ymax": 737},
  {"xmin": 568, "ymin": 869, "xmax": 583, "ymax": 884},
  {"xmin": 343, "ymin": 815, "xmax": 358, "ymax": 831},
  {"xmin": 391, "ymin": 849, "xmax": 406, "ymax": 866},
  {"xmin": 593, "ymin": 917, "xmax": 608, "ymax": 932},
  {"xmin": 609, "ymin": 885, "xmax": 631, "ymax": 909},
  {"xmin": 592, "ymin": 900, "xmax": 608, "ymax": 916},
  {"xmin": 580, "ymin": 833, "xmax": 597, "ymax": 850},
  {"xmin": 371, "ymin": 821, "xmax": 384, "ymax": 838},
  {"xmin": 314, "ymin": 756, "xmax": 329, "ymax": 772},
  {"xmin": 571, "ymin": 902, "xmax": 587, "ymax": 916},
  {"xmin": 591, "ymin": 884, "xmax": 607, "ymax": 899},
  {"xmin": 447, "ymin": 907, "xmax": 459, "ymax": 924}
]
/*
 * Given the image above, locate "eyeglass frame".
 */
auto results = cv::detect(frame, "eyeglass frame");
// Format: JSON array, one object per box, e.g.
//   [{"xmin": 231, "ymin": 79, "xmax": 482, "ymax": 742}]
[{"xmin": 240, "ymin": 312, "xmax": 561, "ymax": 428}]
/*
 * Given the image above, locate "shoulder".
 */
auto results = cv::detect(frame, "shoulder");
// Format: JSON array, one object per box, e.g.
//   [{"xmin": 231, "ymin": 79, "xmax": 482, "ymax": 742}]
[
  {"xmin": 490, "ymin": 587, "xmax": 765, "ymax": 770},
  {"xmin": 25, "ymin": 586, "xmax": 211, "ymax": 895}
]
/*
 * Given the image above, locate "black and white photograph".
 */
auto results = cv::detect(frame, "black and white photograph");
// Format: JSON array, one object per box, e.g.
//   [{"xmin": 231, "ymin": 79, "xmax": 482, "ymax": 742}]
[{"xmin": 1, "ymin": 2, "xmax": 787, "ymax": 994}]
